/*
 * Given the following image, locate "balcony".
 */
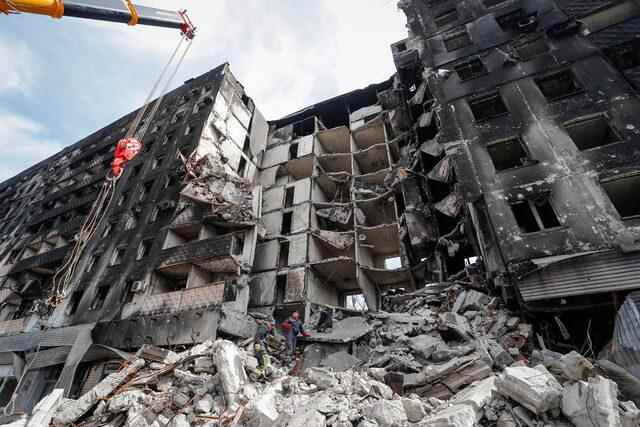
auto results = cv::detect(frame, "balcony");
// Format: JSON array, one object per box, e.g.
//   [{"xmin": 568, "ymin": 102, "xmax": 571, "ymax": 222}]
[
  {"xmin": 156, "ymin": 234, "xmax": 241, "ymax": 275},
  {"xmin": 10, "ymin": 246, "xmax": 70, "ymax": 275},
  {"xmin": 121, "ymin": 281, "xmax": 226, "ymax": 318}
]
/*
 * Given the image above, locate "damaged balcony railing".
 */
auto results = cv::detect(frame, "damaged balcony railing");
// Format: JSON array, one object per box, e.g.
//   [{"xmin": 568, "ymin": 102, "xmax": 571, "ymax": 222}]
[{"xmin": 156, "ymin": 233, "xmax": 243, "ymax": 273}]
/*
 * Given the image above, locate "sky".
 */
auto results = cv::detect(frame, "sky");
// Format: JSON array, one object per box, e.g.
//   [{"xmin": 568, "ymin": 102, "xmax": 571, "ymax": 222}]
[{"xmin": 0, "ymin": 1, "xmax": 407, "ymax": 180}]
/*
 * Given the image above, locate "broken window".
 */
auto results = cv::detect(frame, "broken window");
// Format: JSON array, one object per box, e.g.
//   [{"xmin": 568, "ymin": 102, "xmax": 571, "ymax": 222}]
[
  {"xmin": 110, "ymin": 247, "xmax": 126, "ymax": 266},
  {"xmin": 281, "ymin": 212, "xmax": 293, "ymax": 235},
  {"xmin": 122, "ymin": 281, "xmax": 135, "ymax": 303},
  {"xmin": 90, "ymin": 286, "xmax": 109, "ymax": 310},
  {"xmin": 468, "ymin": 91, "xmax": 509, "ymax": 121},
  {"xmin": 564, "ymin": 115, "xmax": 620, "ymax": 150},
  {"xmin": 289, "ymin": 143, "xmax": 299, "ymax": 160},
  {"xmin": 510, "ymin": 196, "xmax": 560, "ymax": 233},
  {"xmin": 514, "ymin": 37, "xmax": 549, "ymax": 60},
  {"xmin": 292, "ymin": 117, "xmax": 315, "ymax": 139},
  {"xmin": 384, "ymin": 256, "xmax": 402, "ymax": 270},
  {"xmin": 454, "ymin": 57, "xmax": 487, "ymax": 81},
  {"xmin": 137, "ymin": 240, "xmax": 152, "ymax": 260},
  {"xmin": 237, "ymin": 156, "xmax": 247, "ymax": 177},
  {"xmin": 233, "ymin": 235, "xmax": 245, "ymax": 255},
  {"xmin": 434, "ymin": 9, "xmax": 458, "ymax": 27},
  {"xmin": 278, "ymin": 240, "xmax": 290, "ymax": 268},
  {"xmin": 444, "ymin": 29, "xmax": 472, "ymax": 52},
  {"xmin": 535, "ymin": 69, "xmax": 582, "ymax": 102},
  {"xmin": 487, "ymin": 137, "xmax": 533, "ymax": 171},
  {"xmin": 601, "ymin": 175, "xmax": 640, "ymax": 219},
  {"xmin": 275, "ymin": 275, "xmax": 287, "ymax": 304},
  {"xmin": 344, "ymin": 293, "xmax": 368, "ymax": 311},
  {"xmin": 284, "ymin": 187, "xmax": 295, "ymax": 208},
  {"xmin": 66, "ymin": 290, "xmax": 83, "ymax": 315}
]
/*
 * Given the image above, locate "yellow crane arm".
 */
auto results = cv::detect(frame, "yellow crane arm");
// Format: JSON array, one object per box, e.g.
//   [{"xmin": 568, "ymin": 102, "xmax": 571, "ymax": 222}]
[{"xmin": 0, "ymin": 0, "xmax": 195, "ymax": 37}]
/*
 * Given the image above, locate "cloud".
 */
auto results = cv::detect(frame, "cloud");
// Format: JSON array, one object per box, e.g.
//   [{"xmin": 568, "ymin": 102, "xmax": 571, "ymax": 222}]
[
  {"xmin": 75, "ymin": 1, "xmax": 407, "ymax": 118},
  {"xmin": 0, "ymin": 36, "xmax": 38, "ymax": 95},
  {"xmin": 0, "ymin": 111, "xmax": 64, "ymax": 180}
]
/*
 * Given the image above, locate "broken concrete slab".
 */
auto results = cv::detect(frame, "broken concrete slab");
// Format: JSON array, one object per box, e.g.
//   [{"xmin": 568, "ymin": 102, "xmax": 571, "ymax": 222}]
[
  {"xmin": 52, "ymin": 358, "xmax": 146, "ymax": 426},
  {"xmin": 439, "ymin": 312, "xmax": 473, "ymax": 342},
  {"xmin": 304, "ymin": 316, "xmax": 373, "ymax": 343},
  {"xmin": 26, "ymin": 389, "xmax": 64, "ymax": 427},
  {"xmin": 452, "ymin": 290, "xmax": 491, "ymax": 314},
  {"xmin": 496, "ymin": 365, "xmax": 563, "ymax": 415},
  {"xmin": 562, "ymin": 375, "xmax": 621, "ymax": 427},
  {"xmin": 363, "ymin": 399, "xmax": 407, "ymax": 427},
  {"xmin": 401, "ymin": 397, "xmax": 427, "ymax": 422},
  {"xmin": 212, "ymin": 340, "xmax": 248, "ymax": 408},
  {"xmin": 451, "ymin": 376, "xmax": 497, "ymax": 416},
  {"xmin": 426, "ymin": 403, "xmax": 477, "ymax": 427},
  {"xmin": 320, "ymin": 351, "xmax": 362, "ymax": 372},
  {"xmin": 405, "ymin": 334, "xmax": 442, "ymax": 360}
]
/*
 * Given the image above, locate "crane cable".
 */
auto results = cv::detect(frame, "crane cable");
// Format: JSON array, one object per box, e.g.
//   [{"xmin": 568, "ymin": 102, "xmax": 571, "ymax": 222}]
[
  {"xmin": 4, "ymin": 32, "xmax": 194, "ymax": 418},
  {"xmin": 49, "ymin": 34, "xmax": 193, "ymax": 306}
]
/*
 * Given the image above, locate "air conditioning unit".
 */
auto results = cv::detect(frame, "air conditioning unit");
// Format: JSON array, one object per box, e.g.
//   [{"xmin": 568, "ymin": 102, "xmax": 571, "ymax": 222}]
[{"xmin": 131, "ymin": 280, "xmax": 147, "ymax": 293}]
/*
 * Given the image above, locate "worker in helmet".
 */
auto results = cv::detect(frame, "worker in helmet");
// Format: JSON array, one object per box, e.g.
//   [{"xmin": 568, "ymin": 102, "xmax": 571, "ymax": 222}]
[{"xmin": 281, "ymin": 311, "xmax": 310, "ymax": 362}]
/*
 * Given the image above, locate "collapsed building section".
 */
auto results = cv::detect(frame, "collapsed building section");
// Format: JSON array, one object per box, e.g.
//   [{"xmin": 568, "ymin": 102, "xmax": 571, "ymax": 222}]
[{"xmin": 2, "ymin": 0, "xmax": 640, "ymax": 418}]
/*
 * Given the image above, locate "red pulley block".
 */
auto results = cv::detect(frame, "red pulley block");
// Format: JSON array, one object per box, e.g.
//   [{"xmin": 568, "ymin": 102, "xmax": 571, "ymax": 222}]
[{"xmin": 111, "ymin": 137, "xmax": 142, "ymax": 177}]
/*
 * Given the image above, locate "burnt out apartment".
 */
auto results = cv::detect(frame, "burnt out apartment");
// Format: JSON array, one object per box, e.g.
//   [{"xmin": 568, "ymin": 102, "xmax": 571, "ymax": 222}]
[
  {"xmin": 2, "ymin": 0, "xmax": 640, "ymax": 414},
  {"xmin": 394, "ymin": 0, "xmax": 640, "ymax": 349},
  {"xmin": 0, "ymin": 64, "xmax": 267, "ymax": 412}
]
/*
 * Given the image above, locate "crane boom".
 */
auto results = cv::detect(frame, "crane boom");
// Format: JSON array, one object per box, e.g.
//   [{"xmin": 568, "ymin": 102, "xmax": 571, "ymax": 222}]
[{"xmin": 0, "ymin": 0, "xmax": 195, "ymax": 37}]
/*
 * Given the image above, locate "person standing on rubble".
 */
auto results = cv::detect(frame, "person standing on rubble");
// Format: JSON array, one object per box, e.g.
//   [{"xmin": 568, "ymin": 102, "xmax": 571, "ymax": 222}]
[
  {"xmin": 281, "ymin": 311, "xmax": 310, "ymax": 362},
  {"xmin": 253, "ymin": 319, "xmax": 273, "ymax": 379}
]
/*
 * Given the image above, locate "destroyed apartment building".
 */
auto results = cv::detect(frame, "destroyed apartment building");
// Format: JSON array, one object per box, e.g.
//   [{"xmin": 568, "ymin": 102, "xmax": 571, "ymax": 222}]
[{"xmin": 1, "ymin": 0, "xmax": 640, "ymax": 421}]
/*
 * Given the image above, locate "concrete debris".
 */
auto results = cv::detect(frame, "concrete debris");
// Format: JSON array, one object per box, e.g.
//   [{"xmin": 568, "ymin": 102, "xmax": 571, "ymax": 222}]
[
  {"xmin": 12, "ymin": 282, "xmax": 640, "ymax": 427},
  {"xmin": 562, "ymin": 375, "xmax": 621, "ymax": 427},
  {"xmin": 497, "ymin": 365, "xmax": 563, "ymax": 414}
]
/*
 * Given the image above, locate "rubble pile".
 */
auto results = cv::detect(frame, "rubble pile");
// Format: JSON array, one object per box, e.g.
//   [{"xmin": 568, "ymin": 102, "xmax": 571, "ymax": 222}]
[
  {"xmin": 9, "ymin": 282, "xmax": 640, "ymax": 427},
  {"xmin": 180, "ymin": 153, "xmax": 255, "ymax": 224}
]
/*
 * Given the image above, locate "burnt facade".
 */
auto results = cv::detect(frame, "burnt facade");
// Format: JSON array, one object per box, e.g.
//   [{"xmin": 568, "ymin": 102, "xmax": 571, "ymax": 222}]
[
  {"xmin": 0, "ymin": 64, "xmax": 267, "ymax": 412},
  {"xmin": 394, "ymin": 0, "xmax": 640, "ymax": 345},
  {"xmin": 2, "ymin": 0, "xmax": 640, "ymax": 414}
]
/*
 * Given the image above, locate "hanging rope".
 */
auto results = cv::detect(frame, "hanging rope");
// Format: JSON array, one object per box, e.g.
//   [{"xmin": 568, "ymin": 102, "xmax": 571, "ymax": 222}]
[{"xmin": 50, "ymin": 35, "xmax": 194, "ymax": 305}]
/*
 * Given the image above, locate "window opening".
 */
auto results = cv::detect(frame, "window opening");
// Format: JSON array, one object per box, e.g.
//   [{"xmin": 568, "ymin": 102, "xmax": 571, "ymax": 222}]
[
  {"xmin": 90, "ymin": 285, "xmax": 109, "ymax": 310},
  {"xmin": 444, "ymin": 30, "xmax": 472, "ymax": 52},
  {"xmin": 281, "ymin": 212, "xmax": 293, "ymax": 235},
  {"xmin": 602, "ymin": 175, "xmax": 640, "ymax": 219},
  {"xmin": 514, "ymin": 37, "xmax": 549, "ymax": 60},
  {"xmin": 67, "ymin": 291, "xmax": 83, "ymax": 315},
  {"xmin": 384, "ymin": 256, "xmax": 402, "ymax": 270},
  {"xmin": 137, "ymin": 240, "xmax": 152, "ymax": 260},
  {"xmin": 284, "ymin": 187, "xmax": 295, "ymax": 208},
  {"xmin": 510, "ymin": 197, "xmax": 560, "ymax": 233},
  {"xmin": 469, "ymin": 92, "xmax": 509, "ymax": 121},
  {"xmin": 487, "ymin": 137, "xmax": 533, "ymax": 171},
  {"xmin": 454, "ymin": 58, "xmax": 487, "ymax": 81},
  {"xmin": 289, "ymin": 143, "xmax": 299, "ymax": 160},
  {"xmin": 535, "ymin": 69, "xmax": 582, "ymax": 101},
  {"xmin": 565, "ymin": 115, "xmax": 620, "ymax": 150},
  {"xmin": 275, "ymin": 275, "xmax": 287, "ymax": 304},
  {"xmin": 435, "ymin": 9, "xmax": 458, "ymax": 27},
  {"xmin": 279, "ymin": 240, "xmax": 290, "ymax": 268}
]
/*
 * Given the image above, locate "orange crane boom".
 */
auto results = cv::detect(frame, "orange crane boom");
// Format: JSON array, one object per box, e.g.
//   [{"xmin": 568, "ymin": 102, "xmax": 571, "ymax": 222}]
[{"xmin": 0, "ymin": 0, "xmax": 195, "ymax": 38}]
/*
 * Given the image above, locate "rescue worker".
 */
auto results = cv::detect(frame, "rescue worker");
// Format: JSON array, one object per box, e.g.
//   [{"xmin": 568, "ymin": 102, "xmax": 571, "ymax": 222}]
[
  {"xmin": 253, "ymin": 319, "xmax": 273, "ymax": 379},
  {"xmin": 281, "ymin": 311, "xmax": 310, "ymax": 361}
]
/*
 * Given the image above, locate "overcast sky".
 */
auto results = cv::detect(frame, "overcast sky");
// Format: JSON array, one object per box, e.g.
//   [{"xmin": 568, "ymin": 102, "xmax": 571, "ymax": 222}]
[{"xmin": 0, "ymin": 1, "xmax": 407, "ymax": 180}]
